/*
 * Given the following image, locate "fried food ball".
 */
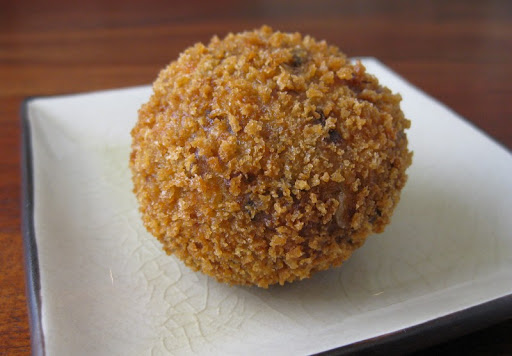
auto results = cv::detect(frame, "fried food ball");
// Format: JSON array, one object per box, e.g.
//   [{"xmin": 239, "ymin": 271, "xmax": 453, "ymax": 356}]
[{"xmin": 130, "ymin": 26, "xmax": 412, "ymax": 288}]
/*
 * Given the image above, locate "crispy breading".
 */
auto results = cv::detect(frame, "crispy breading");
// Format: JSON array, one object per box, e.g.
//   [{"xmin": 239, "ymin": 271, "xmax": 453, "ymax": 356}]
[{"xmin": 130, "ymin": 26, "xmax": 412, "ymax": 288}]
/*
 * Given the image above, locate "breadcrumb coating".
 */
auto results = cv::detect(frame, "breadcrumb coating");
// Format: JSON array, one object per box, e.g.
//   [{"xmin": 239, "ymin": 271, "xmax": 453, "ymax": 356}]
[{"xmin": 130, "ymin": 26, "xmax": 412, "ymax": 288}]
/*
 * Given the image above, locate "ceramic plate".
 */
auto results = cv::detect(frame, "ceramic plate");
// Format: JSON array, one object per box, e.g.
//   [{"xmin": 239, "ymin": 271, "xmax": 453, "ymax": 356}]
[{"xmin": 21, "ymin": 58, "xmax": 512, "ymax": 356}]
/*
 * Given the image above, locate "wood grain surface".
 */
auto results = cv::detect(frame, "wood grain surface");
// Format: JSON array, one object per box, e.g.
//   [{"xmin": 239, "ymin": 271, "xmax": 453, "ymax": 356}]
[{"xmin": 1, "ymin": 0, "xmax": 511, "ymax": 354}]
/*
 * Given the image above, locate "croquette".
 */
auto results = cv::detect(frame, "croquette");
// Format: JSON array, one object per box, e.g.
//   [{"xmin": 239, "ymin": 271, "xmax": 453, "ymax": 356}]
[{"xmin": 130, "ymin": 26, "xmax": 412, "ymax": 288}]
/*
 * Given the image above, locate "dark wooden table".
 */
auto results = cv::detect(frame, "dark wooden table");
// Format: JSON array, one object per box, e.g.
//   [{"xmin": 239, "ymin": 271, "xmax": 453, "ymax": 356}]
[{"xmin": 1, "ymin": 0, "xmax": 511, "ymax": 354}]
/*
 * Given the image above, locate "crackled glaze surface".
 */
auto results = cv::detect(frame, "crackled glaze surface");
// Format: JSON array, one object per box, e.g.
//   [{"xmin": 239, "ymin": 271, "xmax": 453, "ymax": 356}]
[{"xmin": 29, "ymin": 59, "xmax": 512, "ymax": 355}]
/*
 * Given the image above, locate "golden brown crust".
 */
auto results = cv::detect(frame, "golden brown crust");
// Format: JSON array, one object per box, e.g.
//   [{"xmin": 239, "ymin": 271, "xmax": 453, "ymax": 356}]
[{"xmin": 130, "ymin": 26, "xmax": 412, "ymax": 287}]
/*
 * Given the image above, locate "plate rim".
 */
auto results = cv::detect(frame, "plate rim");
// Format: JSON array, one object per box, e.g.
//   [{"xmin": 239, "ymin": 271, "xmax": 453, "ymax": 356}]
[
  {"xmin": 20, "ymin": 84, "xmax": 512, "ymax": 355},
  {"xmin": 21, "ymin": 97, "xmax": 45, "ymax": 356}
]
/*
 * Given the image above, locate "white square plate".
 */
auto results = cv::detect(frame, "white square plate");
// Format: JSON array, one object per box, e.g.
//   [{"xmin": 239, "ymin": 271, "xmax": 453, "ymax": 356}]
[{"xmin": 21, "ymin": 58, "xmax": 512, "ymax": 355}]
